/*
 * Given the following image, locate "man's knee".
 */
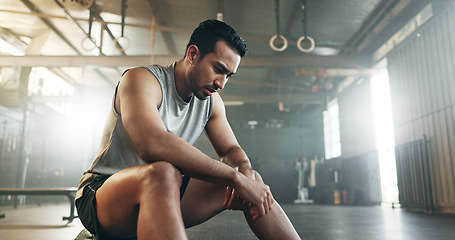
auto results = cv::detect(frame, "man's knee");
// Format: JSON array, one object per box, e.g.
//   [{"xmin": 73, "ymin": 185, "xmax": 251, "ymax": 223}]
[{"xmin": 140, "ymin": 161, "xmax": 182, "ymax": 190}]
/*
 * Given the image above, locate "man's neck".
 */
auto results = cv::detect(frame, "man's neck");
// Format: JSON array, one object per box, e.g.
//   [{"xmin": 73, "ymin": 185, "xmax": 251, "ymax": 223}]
[{"xmin": 174, "ymin": 58, "xmax": 193, "ymax": 102}]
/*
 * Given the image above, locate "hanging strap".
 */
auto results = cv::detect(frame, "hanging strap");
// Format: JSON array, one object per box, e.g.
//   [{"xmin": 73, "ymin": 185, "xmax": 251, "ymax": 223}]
[
  {"xmin": 275, "ymin": 0, "xmax": 281, "ymax": 37},
  {"xmin": 302, "ymin": 0, "xmax": 307, "ymax": 37},
  {"xmin": 81, "ymin": 6, "xmax": 97, "ymax": 51},
  {"xmin": 88, "ymin": 7, "xmax": 94, "ymax": 38},
  {"xmin": 114, "ymin": 0, "xmax": 131, "ymax": 52},
  {"xmin": 297, "ymin": 0, "xmax": 315, "ymax": 52},
  {"xmin": 269, "ymin": 0, "xmax": 288, "ymax": 52},
  {"xmin": 121, "ymin": 0, "xmax": 127, "ymax": 37}
]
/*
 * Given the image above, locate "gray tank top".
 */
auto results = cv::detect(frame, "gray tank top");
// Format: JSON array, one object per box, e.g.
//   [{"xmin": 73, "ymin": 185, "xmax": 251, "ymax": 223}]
[{"xmin": 76, "ymin": 62, "xmax": 212, "ymax": 199}]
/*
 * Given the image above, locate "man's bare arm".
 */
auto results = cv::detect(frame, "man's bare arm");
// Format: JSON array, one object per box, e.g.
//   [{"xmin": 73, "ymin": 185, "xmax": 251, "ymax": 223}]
[
  {"xmin": 204, "ymin": 92, "xmax": 273, "ymax": 218},
  {"xmin": 204, "ymin": 93, "xmax": 252, "ymax": 173}
]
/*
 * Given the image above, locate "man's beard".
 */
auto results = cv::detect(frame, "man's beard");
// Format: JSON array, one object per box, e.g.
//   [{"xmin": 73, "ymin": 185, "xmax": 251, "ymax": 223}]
[{"xmin": 188, "ymin": 67, "xmax": 210, "ymax": 100}]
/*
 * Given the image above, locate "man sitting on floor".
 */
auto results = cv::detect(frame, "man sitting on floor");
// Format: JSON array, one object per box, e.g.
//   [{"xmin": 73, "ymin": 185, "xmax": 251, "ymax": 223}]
[{"xmin": 75, "ymin": 19, "xmax": 301, "ymax": 240}]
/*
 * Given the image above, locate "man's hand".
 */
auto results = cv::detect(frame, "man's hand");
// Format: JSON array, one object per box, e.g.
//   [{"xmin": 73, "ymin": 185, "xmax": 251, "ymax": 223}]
[
  {"xmin": 223, "ymin": 168, "xmax": 274, "ymax": 220},
  {"xmin": 223, "ymin": 165, "xmax": 254, "ymax": 211}
]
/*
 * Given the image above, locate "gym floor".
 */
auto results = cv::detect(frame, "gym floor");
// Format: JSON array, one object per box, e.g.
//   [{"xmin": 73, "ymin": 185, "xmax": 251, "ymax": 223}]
[{"xmin": 1, "ymin": 202, "xmax": 455, "ymax": 240}]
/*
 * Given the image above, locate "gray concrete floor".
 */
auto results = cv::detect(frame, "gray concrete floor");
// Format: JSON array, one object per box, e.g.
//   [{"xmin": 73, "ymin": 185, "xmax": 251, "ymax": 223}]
[
  {"xmin": 0, "ymin": 203, "xmax": 84, "ymax": 240},
  {"xmin": 1, "ymin": 202, "xmax": 455, "ymax": 239}
]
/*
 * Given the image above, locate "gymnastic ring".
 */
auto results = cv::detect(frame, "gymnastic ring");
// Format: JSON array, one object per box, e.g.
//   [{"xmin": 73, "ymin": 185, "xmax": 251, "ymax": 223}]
[
  {"xmin": 113, "ymin": 36, "xmax": 131, "ymax": 52},
  {"xmin": 269, "ymin": 35, "xmax": 288, "ymax": 52},
  {"xmin": 297, "ymin": 35, "xmax": 315, "ymax": 53},
  {"xmin": 81, "ymin": 36, "xmax": 97, "ymax": 51}
]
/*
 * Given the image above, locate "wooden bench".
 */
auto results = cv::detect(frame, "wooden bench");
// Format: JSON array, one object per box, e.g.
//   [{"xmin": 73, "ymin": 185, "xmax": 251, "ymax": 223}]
[{"xmin": 0, "ymin": 187, "xmax": 78, "ymax": 222}]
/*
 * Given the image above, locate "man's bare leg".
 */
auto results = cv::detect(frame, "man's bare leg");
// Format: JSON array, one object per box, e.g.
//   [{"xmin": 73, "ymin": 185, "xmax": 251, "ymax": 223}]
[
  {"xmin": 243, "ymin": 173, "xmax": 300, "ymax": 240},
  {"xmin": 244, "ymin": 201, "xmax": 301, "ymax": 240},
  {"xmin": 95, "ymin": 162, "xmax": 188, "ymax": 240},
  {"xmin": 180, "ymin": 174, "xmax": 300, "ymax": 239},
  {"xmin": 180, "ymin": 178, "xmax": 227, "ymax": 228}
]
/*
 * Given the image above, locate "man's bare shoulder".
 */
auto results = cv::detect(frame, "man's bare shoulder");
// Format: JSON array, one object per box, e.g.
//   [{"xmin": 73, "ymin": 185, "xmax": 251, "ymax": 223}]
[
  {"xmin": 120, "ymin": 67, "xmax": 161, "ymax": 92},
  {"xmin": 209, "ymin": 93, "xmax": 226, "ymax": 120},
  {"xmin": 121, "ymin": 67, "xmax": 159, "ymax": 84},
  {"xmin": 117, "ymin": 67, "xmax": 163, "ymax": 113}
]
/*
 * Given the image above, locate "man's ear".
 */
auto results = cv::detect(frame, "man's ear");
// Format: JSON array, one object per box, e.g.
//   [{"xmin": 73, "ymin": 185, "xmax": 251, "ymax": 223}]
[{"xmin": 186, "ymin": 45, "xmax": 199, "ymax": 65}]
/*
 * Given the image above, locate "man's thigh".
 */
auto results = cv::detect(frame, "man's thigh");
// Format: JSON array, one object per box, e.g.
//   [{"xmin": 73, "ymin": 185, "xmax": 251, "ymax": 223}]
[{"xmin": 180, "ymin": 178, "xmax": 227, "ymax": 228}]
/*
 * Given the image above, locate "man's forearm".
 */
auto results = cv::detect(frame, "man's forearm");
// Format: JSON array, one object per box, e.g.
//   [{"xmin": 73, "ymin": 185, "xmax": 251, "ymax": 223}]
[
  {"xmin": 140, "ymin": 130, "xmax": 242, "ymax": 187},
  {"xmin": 220, "ymin": 146, "xmax": 251, "ymax": 170}
]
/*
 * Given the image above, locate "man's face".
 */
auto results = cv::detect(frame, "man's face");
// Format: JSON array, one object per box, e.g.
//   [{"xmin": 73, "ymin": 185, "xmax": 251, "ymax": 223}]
[{"xmin": 188, "ymin": 40, "xmax": 241, "ymax": 100}]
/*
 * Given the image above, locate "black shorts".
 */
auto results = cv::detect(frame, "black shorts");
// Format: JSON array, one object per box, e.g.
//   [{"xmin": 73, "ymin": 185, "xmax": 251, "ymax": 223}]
[{"xmin": 75, "ymin": 174, "xmax": 190, "ymax": 239}]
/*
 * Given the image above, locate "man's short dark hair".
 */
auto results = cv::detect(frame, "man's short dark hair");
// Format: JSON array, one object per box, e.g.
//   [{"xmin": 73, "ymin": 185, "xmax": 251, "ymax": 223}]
[{"xmin": 186, "ymin": 20, "xmax": 247, "ymax": 59}]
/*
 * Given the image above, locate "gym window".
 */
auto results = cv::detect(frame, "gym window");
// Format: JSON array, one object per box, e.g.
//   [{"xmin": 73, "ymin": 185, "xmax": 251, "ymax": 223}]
[{"xmin": 323, "ymin": 98, "xmax": 341, "ymax": 160}]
